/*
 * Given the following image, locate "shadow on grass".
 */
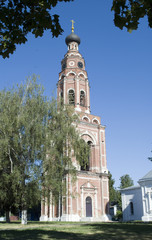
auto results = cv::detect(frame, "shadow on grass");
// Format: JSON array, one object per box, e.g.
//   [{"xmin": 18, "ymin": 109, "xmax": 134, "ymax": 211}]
[
  {"xmin": 0, "ymin": 222, "xmax": 152, "ymax": 240},
  {"xmin": 0, "ymin": 229, "xmax": 86, "ymax": 240},
  {"xmin": 81, "ymin": 222, "xmax": 152, "ymax": 240}
]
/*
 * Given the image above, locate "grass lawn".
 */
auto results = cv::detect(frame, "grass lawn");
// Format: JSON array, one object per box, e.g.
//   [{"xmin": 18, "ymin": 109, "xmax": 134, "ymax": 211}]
[{"xmin": 0, "ymin": 221, "xmax": 152, "ymax": 240}]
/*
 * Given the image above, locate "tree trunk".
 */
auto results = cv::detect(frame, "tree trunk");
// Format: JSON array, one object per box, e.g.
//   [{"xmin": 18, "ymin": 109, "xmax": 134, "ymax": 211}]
[
  {"xmin": 6, "ymin": 210, "xmax": 10, "ymax": 223},
  {"xmin": 21, "ymin": 210, "xmax": 27, "ymax": 224}
]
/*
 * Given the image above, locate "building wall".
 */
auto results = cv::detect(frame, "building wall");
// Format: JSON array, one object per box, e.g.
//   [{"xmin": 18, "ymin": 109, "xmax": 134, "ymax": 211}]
[
  {"xmin": 139, "ymin": 179, "xmax": 152, "ymax": 221},
  {"xmin": 121, "ymin": 187, "xmax": 143, "ymax": 221}
]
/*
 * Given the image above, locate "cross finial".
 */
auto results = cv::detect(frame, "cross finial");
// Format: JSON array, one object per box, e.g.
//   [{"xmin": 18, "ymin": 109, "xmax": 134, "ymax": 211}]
[{"xmin": 71, "ymin": 20, "xmax": 75, "ymax": 33}]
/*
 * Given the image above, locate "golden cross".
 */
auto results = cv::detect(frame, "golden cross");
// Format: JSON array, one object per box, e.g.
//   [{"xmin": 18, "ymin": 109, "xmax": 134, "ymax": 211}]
[{"xmin": 71, "ymin": 20, "xmax": 75, "ymax": 33}]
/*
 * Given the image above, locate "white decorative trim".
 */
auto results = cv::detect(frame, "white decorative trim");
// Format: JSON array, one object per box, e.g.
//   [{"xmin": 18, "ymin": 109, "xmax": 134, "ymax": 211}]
[
  {"xmin": 64, "ymin": 79, "xmax": 66, "ymax": 104},
  {"xmin": 66, "ymin": 71, "xmax": 76, "ymax": 77},
  {"xmin": 85, "ymin": 109, "xmax": 90, "ymax": 114},
  {"xmin": 92, "ymin": 117, "xmax": 100, "ymax": 124},
  {"xmin": 80, "ymin": 89, "xmax": 86, "ymax": 94},
  {"xmin": 81, "ymin": 187, "xmax": 84, "ymax": 217},
  {"xmin": 80, "ymin": 131, "xmax": 96, "ymax": 145},
  {"xmin": 69, "ymin": 61, "xmax": 75, "ymax": 66},
  {"xmin": 59, "ymin": 74, "xmax": 65, "ymax": 80},
  {"xmin": 39, "ymin": 215, "xmax": 49, "ymax": 221},
  {"xmin": 61, "ymin": 214, "xmax": 80, "ymax": 222},
  {"xmin": 82, "ymin": 115, "xmax": 90, "ymax": 122},
  {"xmin": 77, "ymin": 78, "xmax": 79, "ymax": 104},
  {"xmin": 78, "ymin": 72, "xmax": 87, "ymax": 78},
  {"xmin": 68, "ymin": 53, "xmax": 81, "ymax": 57},
  {"xmin": 77, "ymin": 176, "xmax": 100, "ymax": 181},
  {"xmin": 67, "ymin": 88, "xmax": 75, "ymax": 94},
  {"xmin": 59, "ymin": 90, "xmax": 63, "ymax": 97},
  {"xmin": 99, "ymin": 128, "xmax": 102, "ymax": 171},
  {"xmin": 75, "ymin": 106, "xmax": 81, "ymax": 112},
  {"xmin": 87, "ymin": 79, "xmax": 90, "ymax": 113}
]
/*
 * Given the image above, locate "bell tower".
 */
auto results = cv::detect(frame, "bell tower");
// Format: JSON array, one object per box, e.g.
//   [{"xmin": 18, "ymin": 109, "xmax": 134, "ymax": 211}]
[
  {"xmin": 40, "ymin": 22, "xmax": 110, "ymax": 222},
  {"xmin": 57, "ymin": 22, "xmax": 90, "ymax": 114}
]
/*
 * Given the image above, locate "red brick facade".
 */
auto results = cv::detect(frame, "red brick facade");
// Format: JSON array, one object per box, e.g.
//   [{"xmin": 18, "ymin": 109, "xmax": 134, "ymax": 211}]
[{"xmin": 40, "ymin": 31, "xmax": 110, "ymax": 221}]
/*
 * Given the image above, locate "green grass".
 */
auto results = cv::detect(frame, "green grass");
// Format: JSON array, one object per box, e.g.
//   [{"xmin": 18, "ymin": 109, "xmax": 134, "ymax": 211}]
[{"xmin": 0, "ymin": 221, "xmax": 152, "ymax": 240}]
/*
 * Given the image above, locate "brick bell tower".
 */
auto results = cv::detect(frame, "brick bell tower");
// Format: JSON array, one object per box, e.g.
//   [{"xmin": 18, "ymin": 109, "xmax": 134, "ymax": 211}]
[{"xmin": 40, "ymin": 22, "xmax": 110, "ymax": 222}]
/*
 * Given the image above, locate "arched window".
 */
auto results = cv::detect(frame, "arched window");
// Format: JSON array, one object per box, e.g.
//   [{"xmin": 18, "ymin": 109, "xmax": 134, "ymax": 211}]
[
  {"xmin": 60, "ymin": 91, "xmax": 63, "ymax": 105},
  {"xmin": 68, "ymin": 89, "xmax": 75, "ymax": 105},
  {"xmin": 86, "ymin": 196, "xmax": 92, "ymax": 217},
  {"xmin": 130, "ymin": 202, "xmax": 134, "ymax": 215},
  {"xmin": 83, "ymin": 117, "xmax": 89, "ymax": 122},
  {"xmin": 60, "ymin": 91, "xmax": 63, "ymax": 98},
  {"xmin": 93, "ymin": 119, "xmax": 99, "ymax": 124},
  {"xmin": 87, "ymin": 141, "xmax": 92, "ymax": 168},
  {"xmin": 80, "ymin": 90, "xmax": 85, "ymax": 106},
  {"xmin": 81, "ymin": 141, "xmax": 92, "ymax": 171}
]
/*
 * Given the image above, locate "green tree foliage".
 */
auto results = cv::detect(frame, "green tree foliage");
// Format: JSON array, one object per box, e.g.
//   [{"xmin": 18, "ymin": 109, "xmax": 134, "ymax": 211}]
[
  {"xmin": 0, "ymin": 76, "xmax": 89, "ymax": 222},
  {"xmin": 119, "ymin": 174, "xmax": 134, "ymax": 189},
  {"xmin": 0, "ymin": 0, "xmax": 73, "ymax": 58},
  {"xmin": 0, "ymin": 76, "xmax": 49, "ymax": 221},
  {"xmin": 109, "ymin": 172, "xmax": 121, "ymax": 209},
  {"xmin": 112, "ymin": 0, "xmax": 152, "ymax": 32},
  {"xmin": 109, "ymin": 171, "xmax": 117, "ymax": 204},
  {"xmin": 42, "ymin": 101, "xmax": 90, "ymax": 203}
]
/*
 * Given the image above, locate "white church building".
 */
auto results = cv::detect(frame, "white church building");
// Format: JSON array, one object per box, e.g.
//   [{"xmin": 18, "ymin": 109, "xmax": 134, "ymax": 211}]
[{"xmin": 121, "ymin": 170, "xmax": 152, "ymax": 222}]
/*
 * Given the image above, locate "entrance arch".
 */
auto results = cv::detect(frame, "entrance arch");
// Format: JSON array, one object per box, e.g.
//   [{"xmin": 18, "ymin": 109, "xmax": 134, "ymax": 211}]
[{"xmin": 86, "ymin": 196, "xmax": 92, "ymax": 217}]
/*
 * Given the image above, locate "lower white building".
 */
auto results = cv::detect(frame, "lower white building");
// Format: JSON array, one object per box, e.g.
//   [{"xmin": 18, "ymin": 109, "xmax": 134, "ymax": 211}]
[{"xmin": 121, "ymin": 170, "xmax": 152, "ymax": 222}]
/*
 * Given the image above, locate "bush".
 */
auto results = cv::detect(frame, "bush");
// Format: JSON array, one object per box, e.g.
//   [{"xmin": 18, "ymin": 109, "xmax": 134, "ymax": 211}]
[{"xmin": 115, "ymin": 210, "xmax": 122, "ymax": 221}]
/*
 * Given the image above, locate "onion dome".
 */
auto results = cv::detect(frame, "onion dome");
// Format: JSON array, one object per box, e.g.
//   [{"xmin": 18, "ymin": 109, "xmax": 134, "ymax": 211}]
[{"xmin": 65, "ymin": 32, "xmax": 81, "ymax": 45}]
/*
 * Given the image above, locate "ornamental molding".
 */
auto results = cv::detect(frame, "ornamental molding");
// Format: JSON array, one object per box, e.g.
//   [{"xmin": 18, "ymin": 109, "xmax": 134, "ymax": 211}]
[
  {"xmin": 82, "ymin": 115, "xmax": 90, "ymax": 122},
  {"xmin": 66, "ymin": 71, "xmax": 76, "ymax": 77},
  {"xmin": 68, "ymin": 53, "xmax": 81, "ymax": 57},
  {"xmin": 92, "ymin": 117, "xmax": 100, "ymax": 125},
  {"xmin": 80, "ymin": 130, "xmax": 97, "ymax": 145},
  {"xmin": 78, "ymin": 72, "xmax": 87, "ymax": 78}
]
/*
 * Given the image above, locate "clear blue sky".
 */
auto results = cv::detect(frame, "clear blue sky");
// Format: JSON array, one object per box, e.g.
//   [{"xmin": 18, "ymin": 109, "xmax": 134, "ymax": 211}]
[{"xmin": 1, "ymin": 0, "xmax": 152, "ymax": 188}]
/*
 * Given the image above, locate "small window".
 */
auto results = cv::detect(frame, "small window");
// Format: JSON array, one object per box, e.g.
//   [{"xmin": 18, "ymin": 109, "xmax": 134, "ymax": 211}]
[
  {"xmin": 68, "ymin": 89, "xmax": 75, "ymax": 105},
  {"xmin": 130, "ymin": 202, "xmax": 134, "ymax": 215},
  {"xmin": 80, "ymin": 91, "xmax": 85, "ymax": 106}
]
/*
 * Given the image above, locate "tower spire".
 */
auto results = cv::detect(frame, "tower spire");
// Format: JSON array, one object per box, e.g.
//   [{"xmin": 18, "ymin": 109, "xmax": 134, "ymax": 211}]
[{"xmin": 71, "ymin": 20, "xmax": 75, "ymax": 33}]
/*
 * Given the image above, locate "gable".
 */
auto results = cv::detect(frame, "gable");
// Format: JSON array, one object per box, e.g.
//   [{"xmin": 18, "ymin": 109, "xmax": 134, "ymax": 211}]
[{"xmin": 80, "ymin": 181, "xmax": 96, "ymax": 190}]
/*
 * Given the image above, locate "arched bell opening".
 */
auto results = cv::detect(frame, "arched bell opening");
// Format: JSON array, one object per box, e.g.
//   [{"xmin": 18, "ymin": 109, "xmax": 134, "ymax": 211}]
[
  {"xmin": 68, "ymin": 89, "xmax": 75, "ymax": 105},
  {"xmin": 80, "ymin": 140, "xmax": 92, "ymax": 171},
  {"xmin": 80, "ymin": 90, "xmax": 85, "ymax": 106}
]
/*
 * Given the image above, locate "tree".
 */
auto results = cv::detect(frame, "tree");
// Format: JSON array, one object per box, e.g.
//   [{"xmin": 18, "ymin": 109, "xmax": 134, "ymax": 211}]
[
  {"xmin": 0, "ymin": 0, "xmax": 73, "ymax": 58},
  {"xmin": 119, "ymin": 174, "xmax": 134, "ymax": 189},
  {"xmin": 109, "ymin": 171, "xmax": 117, "ymax": 204},
  {"xmin": 0, "ymin": 76, "xmax": 49, "ymax": 223},
  {"xmin": 112, "ymin": 0, "xmax": 152, "ymax": 32},
  {"xmin": 42, "ymin": 100, "xmax": 90, "ymax": 217},
  {"xmin": 109, "ymin": 172, "xmax": 121, "ymax": 210},
  {"xmin": 0, "ymin": 76, "xmax": 89, "ymax": 223}
]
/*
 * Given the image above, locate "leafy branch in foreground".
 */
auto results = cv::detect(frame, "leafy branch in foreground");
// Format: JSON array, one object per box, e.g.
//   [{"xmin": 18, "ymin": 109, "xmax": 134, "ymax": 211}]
[
  {"xmin": 0, "ymin": 0, "xmax": 73, "ymax": 58},
  {"xmin": 112, "ymin": 0, "xmax": 152, "ymax": 32}
]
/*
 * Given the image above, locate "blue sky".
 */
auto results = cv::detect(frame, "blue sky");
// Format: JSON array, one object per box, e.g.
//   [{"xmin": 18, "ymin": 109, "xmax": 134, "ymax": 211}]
[{"xmin": 1, "ymin": 0, "xmax": 152, "ymax": 187}]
